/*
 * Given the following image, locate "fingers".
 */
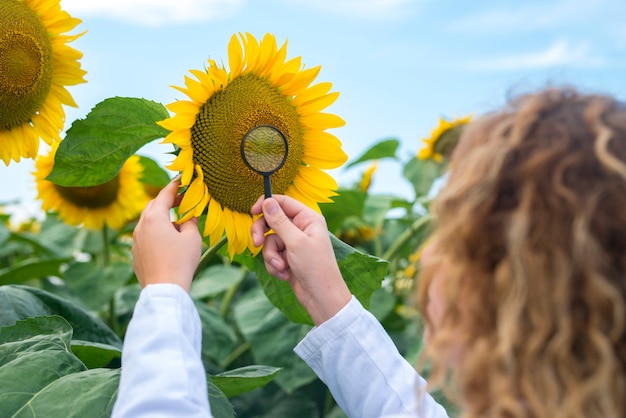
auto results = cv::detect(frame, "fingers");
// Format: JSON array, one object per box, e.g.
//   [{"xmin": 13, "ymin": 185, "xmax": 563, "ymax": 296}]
[
  {"xmin": 262, "ymin": 234, "xmax": 289, "ymax": 280},
  {"xmin": 251, "ymin": 195, "xmax": 265, "ymax": 216},
  {"xmin": 151, "ymin": 179, "xmax": 181, "ymax": 212},
  {"xmin": 179, "ymin": 216, "xmax": 199, "ymax": 235},
  {"xmin": 264, "ymin": 194, "xmax": 312, "ymax": 218},
  {"xmin": 261, "ymin": 198, "xmax": 302, "ymax": 247}
]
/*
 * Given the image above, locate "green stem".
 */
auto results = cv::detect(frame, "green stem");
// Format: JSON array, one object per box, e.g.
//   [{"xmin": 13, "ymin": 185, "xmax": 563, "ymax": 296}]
[
  {"xmin": 219, "ymin": 267, "xmax": 246, "ymax": 318},
  {"xmin": 194, "ymin": 235, "xmax": 228, "ymax": 277},
  {"xmin": 109, "ymin": 295, "xmax": 121, "ymax": 337},
  {"xmin": 101, "ymin": 226, "xmax": 111, "ymax": 267},
  {"xmin": 221, "ymin": 341, "xmax": 250, "ymax": 369},
  {"xmin": 382, "ymin": 213, "xmax": 433, "ymax": 262}
]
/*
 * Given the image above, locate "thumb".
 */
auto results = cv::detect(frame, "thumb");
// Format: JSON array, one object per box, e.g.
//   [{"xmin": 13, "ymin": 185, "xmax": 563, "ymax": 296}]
[{"xmin": 263, "ymin": 198, "xmax": 301, "ymax": 245}]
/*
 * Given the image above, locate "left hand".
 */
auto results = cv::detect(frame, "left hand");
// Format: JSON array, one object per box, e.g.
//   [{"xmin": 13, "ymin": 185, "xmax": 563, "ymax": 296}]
[{"xmin": 132, "ymin": 179, "xmax": 202, "ymax": 292}]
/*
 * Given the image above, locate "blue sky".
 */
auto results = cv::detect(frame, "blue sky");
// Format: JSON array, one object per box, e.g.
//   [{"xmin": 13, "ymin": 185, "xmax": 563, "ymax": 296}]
[{"xmin": 2, "ymin": 0, "xmax": 625, "ymax": 220}]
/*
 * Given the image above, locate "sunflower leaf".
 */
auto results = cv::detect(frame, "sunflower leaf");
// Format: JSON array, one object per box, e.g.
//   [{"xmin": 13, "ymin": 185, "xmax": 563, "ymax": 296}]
[
  {"xmin": 0, "ymin": 285, "xmax": 122, "ymax": 348},
  {"xmin": 47, "ymin": 97, "xmax": 170, "ymax": 187},
  {"xmin": 403, "ymin": 157, "xmax": 446, "ymax": 199},
  {"xmin": 0, "ymin": 316, "xmax": 121, "ymax": 418},
  {"xmin": 210, "ymin": 365, "xmax": 282, "ymax": 398},
  {"xmin": 346, "ymin": 138, "xmax": 399, "ymax": 168}
]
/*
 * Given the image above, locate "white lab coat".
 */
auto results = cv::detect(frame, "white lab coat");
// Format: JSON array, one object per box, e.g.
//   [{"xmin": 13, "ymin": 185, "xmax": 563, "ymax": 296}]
[{"xmin": 112, "ymin": 284, "xmax": 449, "ymax": 418}]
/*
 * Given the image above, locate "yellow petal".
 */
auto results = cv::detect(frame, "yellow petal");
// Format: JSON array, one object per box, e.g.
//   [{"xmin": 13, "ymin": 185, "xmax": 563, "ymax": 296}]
[{"xmin": 228, "ymin": 33, "xmax": 244, "ymax": 77}]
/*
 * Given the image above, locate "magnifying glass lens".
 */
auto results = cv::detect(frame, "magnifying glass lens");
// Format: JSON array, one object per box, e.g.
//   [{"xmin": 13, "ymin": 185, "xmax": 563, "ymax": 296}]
[
  {"xmin": 241, "ymin": 125, "xmax": 289, "ymax": 199},
  {"xmin": 242, "ymin": 126, "xmax": 288, "ymax": 174}
]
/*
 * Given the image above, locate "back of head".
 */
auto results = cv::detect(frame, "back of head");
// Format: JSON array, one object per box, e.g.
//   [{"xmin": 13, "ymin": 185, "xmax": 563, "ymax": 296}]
[{"xmin": 419, "ymin": 87, "xmax": 626, "ymax": 418}]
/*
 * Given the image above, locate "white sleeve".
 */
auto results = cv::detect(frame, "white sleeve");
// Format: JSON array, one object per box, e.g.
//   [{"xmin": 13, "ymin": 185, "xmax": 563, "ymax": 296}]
[
  {"xmin": 112, "ymin": 283, "xmax": 212, "ymax": 418},
  {"xmin": 294, "ymin": 296, "xmax": 449, "ymax": 418}
]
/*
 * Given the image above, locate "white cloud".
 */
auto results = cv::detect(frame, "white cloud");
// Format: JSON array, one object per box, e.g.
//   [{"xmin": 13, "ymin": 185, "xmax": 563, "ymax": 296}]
[
  {"xmin": 62, "ymin": 0, "xmax": 245, "ymax": 26},
  {"xmin": 466, "ymin": 39, "xmax": 606, "ymax": 71},
  {"xmin": 284, "ymin": 0, "xmax": 419, "ymax": 20},
  {"xmin": 450, "ymin": 0, "xmax": 610, "ymax": 33}
]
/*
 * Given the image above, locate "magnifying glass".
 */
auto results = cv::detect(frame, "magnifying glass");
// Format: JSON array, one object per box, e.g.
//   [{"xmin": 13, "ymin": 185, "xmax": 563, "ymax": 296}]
[{"xmin": 241, "ymin": 125, "xmax": 289, "ymax": 198}]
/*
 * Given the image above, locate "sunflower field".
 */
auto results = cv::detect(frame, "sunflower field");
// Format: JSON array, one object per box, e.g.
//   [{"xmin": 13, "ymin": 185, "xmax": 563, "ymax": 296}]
[{"xmin": 0, "ymin": 1, "xmax": 463, "ymax": 416}]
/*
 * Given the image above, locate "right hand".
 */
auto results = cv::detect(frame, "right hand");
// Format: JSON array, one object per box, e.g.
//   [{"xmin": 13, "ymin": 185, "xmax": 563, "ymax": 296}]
[{"xmin": 251, "ymin": 195, "xmax": 351, "ymax": 325}]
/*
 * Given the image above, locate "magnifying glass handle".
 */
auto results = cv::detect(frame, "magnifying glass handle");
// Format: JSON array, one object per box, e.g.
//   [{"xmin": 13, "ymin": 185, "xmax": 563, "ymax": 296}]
[{"xmin": 264, "ymin": 175, "xmax": 272, "ymax": 198}]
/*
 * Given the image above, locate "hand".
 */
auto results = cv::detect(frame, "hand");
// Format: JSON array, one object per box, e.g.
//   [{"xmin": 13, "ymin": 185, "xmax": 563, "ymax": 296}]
[
  {"xmin": 251, "ymin": 195, "xmax": 351, "ymax": 325},
  {"xmin": 132, "ymin": 179, "xmax": 202, "ymax": 292}
]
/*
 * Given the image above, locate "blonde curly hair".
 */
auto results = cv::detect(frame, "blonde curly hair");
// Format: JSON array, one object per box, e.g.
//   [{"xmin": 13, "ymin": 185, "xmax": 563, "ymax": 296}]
[{"xmin": 417, "ymin": 88, "xmax": 626, "ymax": 418}]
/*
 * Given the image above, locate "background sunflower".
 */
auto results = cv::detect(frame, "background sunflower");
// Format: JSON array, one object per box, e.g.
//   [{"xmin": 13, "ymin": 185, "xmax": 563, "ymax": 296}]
[
  {"xmin": 417, "ymin": 115, "xmax": 472, "ymax": 163},
  {"xmin": 34, "ymin": 142, "xmax": 149, "ymax": 230},
  {"xmin": 160, "ymin": 32, "xmax": 347, "ymax": 257},
  {"xmin": 0, "ymin": 0, "xmax": 86, "ymax": 165}
]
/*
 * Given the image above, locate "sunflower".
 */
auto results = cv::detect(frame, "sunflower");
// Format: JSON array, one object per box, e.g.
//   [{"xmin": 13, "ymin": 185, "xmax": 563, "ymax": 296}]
[
  {"xmin": 34, "ymin": 142, "xmax": 150, "ymax": 230},
  {"xmin": 159, "ymin": 32, "xmax": 348, "ymax": 257},
  {"xmin": 0, "ymin": 0, "xmax": 86, "ymax": 165},
  {"xmin": 417, "ymin": 115, "xmax": 472, "ymax": 162}
]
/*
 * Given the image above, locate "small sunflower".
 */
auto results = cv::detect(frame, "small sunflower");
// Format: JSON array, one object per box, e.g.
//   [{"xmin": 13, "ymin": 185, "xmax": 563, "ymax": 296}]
[
  {"xmin": 0, "ymin": 0, "xmax": 86, "ymax": 165},
  {"xmin": 34, "ymin": 142, "xmax": 150, "ymax": 230},
  {"xmin": 159, "ymin": 32, "xmax": 348, "ymax": 257},
  {"xmin": 417, "ymin": 115, "xmax": 472, "ymax": 163}
]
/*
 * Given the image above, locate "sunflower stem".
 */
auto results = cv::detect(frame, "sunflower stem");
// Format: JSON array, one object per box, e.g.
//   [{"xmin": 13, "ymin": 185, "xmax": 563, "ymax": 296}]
[
  {"xmin": 194, "ymin": 235, "xmax": 228, "ymax": 277},
  {"xmin": 382, "ymin": 213, "xmax": 433, "ymax": 262},
  {"xmin": 109, "ymin": 296, "xmax": 121, "ymax": 337},
  {"xmin": 221, "ymin": 341, "xmax": 250, "ymax": 369},
  {"xmin": 219, "ymin": 266, "xmax": 246, "ymax": 318},
  {"xmin": 101, "ymin": 226, "xmax": 111, "ymax": 267}
]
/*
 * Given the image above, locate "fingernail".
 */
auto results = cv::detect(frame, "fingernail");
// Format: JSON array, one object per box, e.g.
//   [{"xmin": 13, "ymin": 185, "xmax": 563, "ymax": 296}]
[
  {"xmin": 270, "ymin": 258, "xmax": 281, "ymax": 269},
  {"xmin": 265, "ymin": 199, "xmax": 278, "ymax": 215},
  {"xmin": 252, "ymin": 232, "xmax": 259, "ymax": 244}
]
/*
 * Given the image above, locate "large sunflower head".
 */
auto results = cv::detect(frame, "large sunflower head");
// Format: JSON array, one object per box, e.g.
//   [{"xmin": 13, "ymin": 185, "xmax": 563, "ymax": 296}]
[
  {"xmin": 0, "ymin": 0, "xmax": 86, "ymax": 165},
  {"xmin": 159, "ymin": 32, "xmax": 348, "ymax": 257},
  {"xmin": 34, "ymin": 142, "xmax": 150, "ymax": 230},
  {"xmin": 417, "ymin": 115, "xmax": 472, "ymax": 163}
]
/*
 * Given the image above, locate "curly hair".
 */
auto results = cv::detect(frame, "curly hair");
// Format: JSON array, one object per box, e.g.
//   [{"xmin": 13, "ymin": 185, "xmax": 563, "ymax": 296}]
[{"xmin": 417, "ymin": 88, "xmax": 626, "ymax": 418}]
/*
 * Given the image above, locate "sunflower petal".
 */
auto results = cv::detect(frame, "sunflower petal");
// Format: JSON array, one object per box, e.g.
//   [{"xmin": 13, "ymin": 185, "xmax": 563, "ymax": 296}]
[{"xmin": 228, "ymin": 33, "xmax": 244, "ymax": 76}]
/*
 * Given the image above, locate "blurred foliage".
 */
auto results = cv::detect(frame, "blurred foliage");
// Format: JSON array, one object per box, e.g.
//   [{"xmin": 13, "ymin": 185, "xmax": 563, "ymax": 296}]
[{"xmin": 0, "ymin": 97, "xmax": 455, "ymax": 417}]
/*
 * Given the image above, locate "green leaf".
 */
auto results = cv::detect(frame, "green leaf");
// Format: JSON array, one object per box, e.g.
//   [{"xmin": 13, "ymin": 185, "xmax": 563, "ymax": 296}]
[
  {"xmin": 12, "ymin": 368, "xmax": 120, "ymax": 418},
  {"xmin": 403, "ymin": 157, "xmax": 446, "ymax": 199},
  {"xmin": 0, "ymin": 223, "xmax": 9, "ymax": 246},
  {"xmin": 0, "ymin": 257, "xmax": 70, "ymax": 285},
  {"xmin": 0, "ymin": 316, "xmax": 121, "ymax": 417},
  {"xmin": 191, "ymin": 265, "xmax": 246, "ymax": 299},
  {"xmin": 211, "ymin": 365, "xmax": 282, "ymax": 398},
  {"xmin": 234, "ymin": 287, "xmax": 316, "ymax": 392},
  {"xmin": 255, "ymin": 255, "xmax": 311, "ymax": 325},
  {"xmin": 338, "ymin": 254, "xmax": 388, "ymax": 312},
  {"xmin": 47, "ymin": 97, "xmax": 170, "ymax": 187},
  {"xmin": 320, "ymin": 189, "xmax": 367, "ymax": 233},
  {"xmin": 70, "ymin": 340, "xmax": 122, "ymax": 369},
  {"xmin": 195, "ymin": 302, "xmax": 238, "ymax": 366},
  {"xmin": 369, "ymin": 287, "xmax": 397, "ymax": 322},
  {"xmin": 0, "ymin": 285, "xmax": 122, "ymax": 348},
  {"xmin": 0, "ymin": 316, "xmax": 87, "ymax": 416},
  {"xmin": 207, "ymin": 379, "xmax": 236, "ymax": 417},
  {"xmin": 346, "ymin": 138, "xmax": 399, "ymax": 168},
  {"xmin": 138, "ymin": 155, "xmax": 171, "ymax": 188},
  {"xmin": 63, "ymin": 261, "xmax": 134, "ymax": 312}
]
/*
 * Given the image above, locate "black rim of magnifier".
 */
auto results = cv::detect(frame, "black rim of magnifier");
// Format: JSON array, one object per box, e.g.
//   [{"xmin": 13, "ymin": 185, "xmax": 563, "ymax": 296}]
[{"xmin": 240, "ymin": 124, "xmax": 289, "ymax": 175}]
